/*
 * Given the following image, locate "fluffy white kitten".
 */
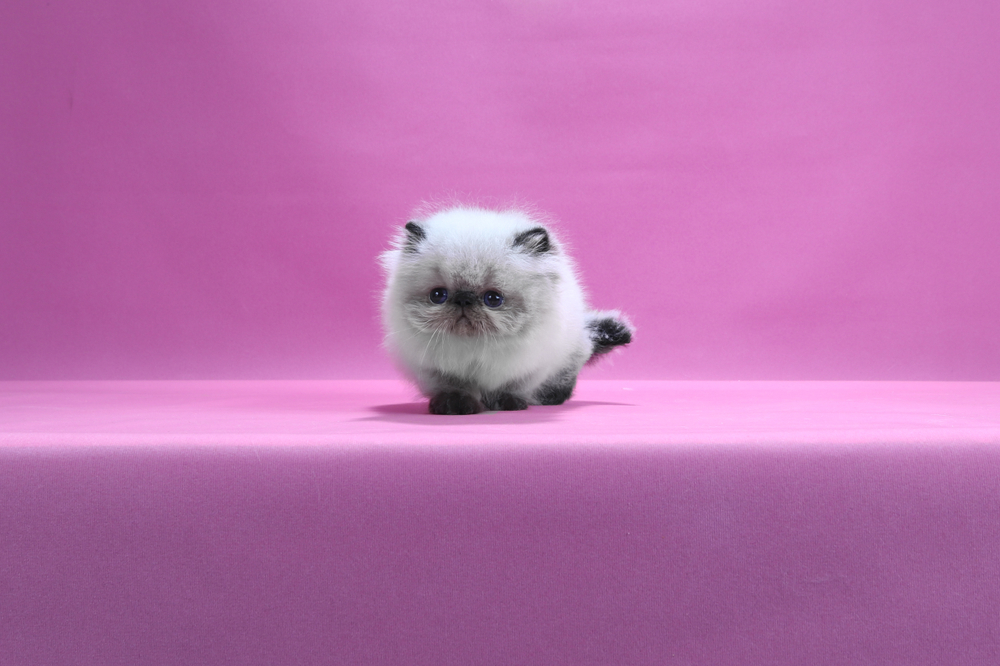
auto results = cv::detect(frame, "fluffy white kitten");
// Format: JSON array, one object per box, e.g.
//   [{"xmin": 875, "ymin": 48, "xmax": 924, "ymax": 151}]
[{"xmin": 381, "ymin": 206, "xmax": 632, "ymax": 415}]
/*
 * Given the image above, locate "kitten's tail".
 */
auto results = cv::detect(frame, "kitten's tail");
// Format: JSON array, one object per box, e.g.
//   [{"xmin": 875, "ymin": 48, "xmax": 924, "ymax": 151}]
[{"xmin": 585, "ymin": 310, "xmax": 634, "ymax": 363}]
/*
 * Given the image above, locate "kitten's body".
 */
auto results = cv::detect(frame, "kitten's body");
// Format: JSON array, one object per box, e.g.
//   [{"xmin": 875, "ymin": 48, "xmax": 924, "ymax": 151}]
[{"xmin": 381, "ymin": 206, "xmax": 632, "ymax": 414}]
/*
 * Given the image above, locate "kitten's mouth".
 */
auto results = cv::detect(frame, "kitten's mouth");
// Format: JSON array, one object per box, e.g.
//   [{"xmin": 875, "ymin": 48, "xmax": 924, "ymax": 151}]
[{"xmin": 451, "ymin": 313, "xmax": 481, "ymax": 336}]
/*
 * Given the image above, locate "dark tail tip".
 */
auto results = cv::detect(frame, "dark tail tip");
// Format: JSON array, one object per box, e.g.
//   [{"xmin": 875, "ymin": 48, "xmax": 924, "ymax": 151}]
[{"xmin": 587, "ymin": 314, "xmax": 633, "ymax": 359}]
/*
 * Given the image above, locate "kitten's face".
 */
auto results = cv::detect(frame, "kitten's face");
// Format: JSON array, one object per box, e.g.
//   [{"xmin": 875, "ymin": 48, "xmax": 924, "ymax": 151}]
[
  {"xmin": 406, "ymin": 268, "xmax": 516, "ymax": 337},
  {"xmin": 392, "ymin": 216, "xmax": 557, "ymax": 339}
]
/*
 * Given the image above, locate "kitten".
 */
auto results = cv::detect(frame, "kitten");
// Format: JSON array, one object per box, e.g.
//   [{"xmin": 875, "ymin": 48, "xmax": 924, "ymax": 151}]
[{"xmin": 380, "ymin": 206, "xmax": 633, "ymax": 415}]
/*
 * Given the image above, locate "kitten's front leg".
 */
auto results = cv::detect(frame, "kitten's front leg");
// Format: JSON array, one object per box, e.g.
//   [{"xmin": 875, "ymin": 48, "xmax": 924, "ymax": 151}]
[{"xmin": 429, "ymin": 390, "xmax": 483, "ymax": 415}]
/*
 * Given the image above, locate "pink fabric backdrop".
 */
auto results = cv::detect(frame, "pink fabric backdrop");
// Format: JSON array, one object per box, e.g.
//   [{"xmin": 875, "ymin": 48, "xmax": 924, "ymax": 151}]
[{"xmin": 3, "ymin": 0, "xmax": 999, "ymax": 380}]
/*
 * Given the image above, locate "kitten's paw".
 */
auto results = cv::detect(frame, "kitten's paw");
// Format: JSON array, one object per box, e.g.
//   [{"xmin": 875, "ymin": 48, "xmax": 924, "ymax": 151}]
[
  {"xmin": 484, "ymin": 392, "xmax": 529, "ymax": 411},
  {"xmin": 534, "ymin": 370, "xmax": 578, "ymax": 405},
  {"xmin": 429, "ymin": 391, "xmax": 483, "ymax": 415},
  {"xmin": 534, "ymin": 381, "xmax": 575, "ymax": 405}
]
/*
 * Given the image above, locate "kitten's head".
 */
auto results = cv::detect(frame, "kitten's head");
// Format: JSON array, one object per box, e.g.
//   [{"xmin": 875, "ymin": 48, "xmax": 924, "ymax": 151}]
[{"xmin": 383, "ymin": 207, "xmax": 565, "ymax": 339}]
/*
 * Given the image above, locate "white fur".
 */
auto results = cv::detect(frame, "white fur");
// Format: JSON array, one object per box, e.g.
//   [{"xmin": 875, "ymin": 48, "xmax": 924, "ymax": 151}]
[{"xmin": 381, "ymin": 207, "xmax": 601, "ymax": 406}]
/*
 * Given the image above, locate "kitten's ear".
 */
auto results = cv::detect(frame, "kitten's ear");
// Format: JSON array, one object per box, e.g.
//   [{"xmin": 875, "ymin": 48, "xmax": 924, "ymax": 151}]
[
  {"xmin": 512, "ymin": 226, "xmax": 552, "ymax": 255},
  {"xmin": 403, "ymin": 221, "xmax": 426, "ymax": 253}
]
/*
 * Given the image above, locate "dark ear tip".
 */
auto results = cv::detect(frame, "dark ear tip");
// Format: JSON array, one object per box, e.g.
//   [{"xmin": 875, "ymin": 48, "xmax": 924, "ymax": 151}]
[
  {"xmin": 402, "ymin": 221, "xmax": 426, "ymax": 252},
  {"xmin": 513, "ymin": 226, "xmax": 552, "ymax": 254}
]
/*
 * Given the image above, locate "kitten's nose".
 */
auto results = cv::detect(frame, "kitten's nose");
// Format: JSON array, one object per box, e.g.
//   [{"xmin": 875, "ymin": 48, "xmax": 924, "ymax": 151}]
[{"xmin": 452, "ymin": 291, "xmax": 477, "ymax": 307}]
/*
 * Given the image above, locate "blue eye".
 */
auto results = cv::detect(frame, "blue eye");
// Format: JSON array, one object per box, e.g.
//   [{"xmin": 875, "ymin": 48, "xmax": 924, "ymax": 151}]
[
  {"xmin": 483, "ymin": 290, "xmax": 504, "ymax": 308},
  {"xmin": 429, "ymin": 287, "xmax": 448, "ymax": 304}
]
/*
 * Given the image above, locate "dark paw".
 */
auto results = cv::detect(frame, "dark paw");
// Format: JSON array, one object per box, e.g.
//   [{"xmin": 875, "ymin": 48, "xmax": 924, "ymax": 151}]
[
  {"xmin": 484, "ymin": 393, "xmax": 528, "ymax": 411},
  {"xmin": 429, "ymin": 391, "xmax": 482, "ymax": 415},
  {"xmin": 534, "ymin": 372, "xmax": 577, "ymax": 405}
]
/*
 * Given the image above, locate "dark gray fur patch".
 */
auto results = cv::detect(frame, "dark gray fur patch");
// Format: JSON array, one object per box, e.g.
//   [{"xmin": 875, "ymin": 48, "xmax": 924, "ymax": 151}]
[
  {"xmin": 481, "ymin": 391, "xmax": 529, "ymax": 411},
  {"xmin": 512, "ymin": 226, "xmax": 551, "ymax": 254},
  {"xmin": 534, "ymin": 369, "xmax": 578, "ymax": 405}
]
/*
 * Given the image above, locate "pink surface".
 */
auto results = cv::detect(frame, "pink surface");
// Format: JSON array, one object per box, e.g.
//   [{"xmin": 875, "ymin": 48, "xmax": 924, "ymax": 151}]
[
  {"xmin": 3, "ymin": 1, "xmax": 1000, "ymax": 380},
  {"xmin": 2, "ymin": 380, "xmax": 1000, "ymax": 664},
  {"xmin": 3, "ymin": 380, "xmax": 1000, "ymax": 446}
]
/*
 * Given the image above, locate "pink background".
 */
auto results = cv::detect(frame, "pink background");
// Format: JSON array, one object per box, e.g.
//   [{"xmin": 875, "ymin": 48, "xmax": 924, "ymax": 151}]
[{"xmin": 3, "ymin": 0, "xmax": 999, "ymax": 380}]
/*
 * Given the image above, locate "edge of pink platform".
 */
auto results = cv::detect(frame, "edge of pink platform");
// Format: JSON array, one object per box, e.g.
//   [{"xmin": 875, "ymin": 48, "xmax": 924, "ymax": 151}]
[{"xmin": 2, "ymin": 380, "xmax": 998, "ymax": 448}]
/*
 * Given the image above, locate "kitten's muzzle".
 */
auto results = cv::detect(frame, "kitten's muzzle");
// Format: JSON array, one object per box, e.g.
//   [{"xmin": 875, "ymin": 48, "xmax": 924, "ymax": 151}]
[{"xmin": 451, "ymin": 290, "xmax": 478, "ymax": 308}]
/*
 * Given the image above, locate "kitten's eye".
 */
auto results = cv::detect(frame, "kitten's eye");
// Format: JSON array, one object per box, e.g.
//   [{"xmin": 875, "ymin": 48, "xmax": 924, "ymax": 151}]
[
  {"xmin": 483, "ymin": 290, "xmax": 504, "ymax": 308},
  {"xmin": 429, "ymin": 287, "xmax": 448, "ymax": 305}
]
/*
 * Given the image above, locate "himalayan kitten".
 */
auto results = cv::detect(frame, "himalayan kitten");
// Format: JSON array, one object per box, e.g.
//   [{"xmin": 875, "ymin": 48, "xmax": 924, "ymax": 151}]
[{"xmin": 381, "ymin": 206, "xmax": 633, "ymax": 415}]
